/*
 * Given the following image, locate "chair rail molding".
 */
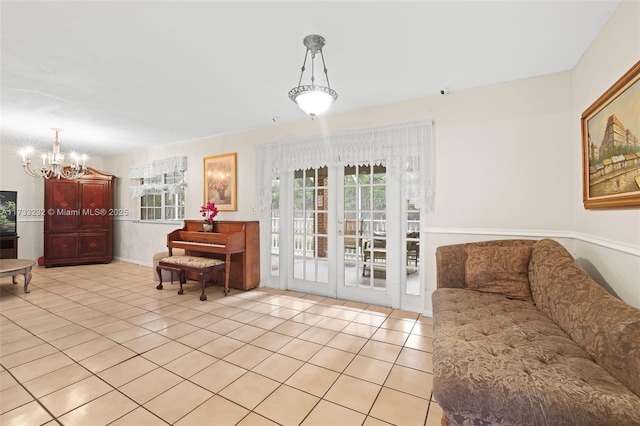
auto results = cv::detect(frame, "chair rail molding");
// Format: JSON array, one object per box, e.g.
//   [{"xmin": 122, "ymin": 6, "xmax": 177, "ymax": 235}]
[{"xmin": 424, "ymin": 227, "xmax": 640, "ymax": 257}]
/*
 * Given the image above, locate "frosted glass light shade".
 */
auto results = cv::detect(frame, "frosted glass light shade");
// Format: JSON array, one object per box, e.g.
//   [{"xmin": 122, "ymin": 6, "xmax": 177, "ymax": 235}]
[
  {"xmin": 289, "ymin": 85, "xmax": 338, "ymax": 118},
  {"xmin": 294, "ymin": 90, "xmax": 334, "ymax": 117}
]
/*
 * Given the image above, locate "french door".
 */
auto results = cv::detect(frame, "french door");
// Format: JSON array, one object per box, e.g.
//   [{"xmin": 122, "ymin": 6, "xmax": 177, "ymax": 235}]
[
  {"xmin": 267, "ymin": 163, "xmax": 422, "ymax": 310},
  {"xmin": 259, "ymin": 121, "xmax": 432, "ymax": 312},
  {"xmin": 336, "ymin": 164, "xmax": 394, "ymax": 306}
]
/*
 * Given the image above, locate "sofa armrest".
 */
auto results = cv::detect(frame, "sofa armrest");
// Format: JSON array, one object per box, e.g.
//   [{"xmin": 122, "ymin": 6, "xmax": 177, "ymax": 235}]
[{"xmin": 435, "ymin": 245, "xmax": 468, "ymax": 288}]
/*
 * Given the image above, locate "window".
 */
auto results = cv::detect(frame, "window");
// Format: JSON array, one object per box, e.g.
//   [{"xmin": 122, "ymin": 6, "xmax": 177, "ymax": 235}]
[{"xmin": 140, "ymin": 171, "xmax": 185, "ymax": 221}]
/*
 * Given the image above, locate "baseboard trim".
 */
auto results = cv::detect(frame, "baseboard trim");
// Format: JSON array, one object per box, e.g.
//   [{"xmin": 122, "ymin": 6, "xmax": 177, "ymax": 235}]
[{"xmin": 113, "ymin": 256, "xmax": 152, "ymax": 267}]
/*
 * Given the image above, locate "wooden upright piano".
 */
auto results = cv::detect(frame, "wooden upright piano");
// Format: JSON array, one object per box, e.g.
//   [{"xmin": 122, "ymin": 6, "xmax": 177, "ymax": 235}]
[{"xmin": 166, "ymin": 220, "xmax": 260, "ymax": 290}]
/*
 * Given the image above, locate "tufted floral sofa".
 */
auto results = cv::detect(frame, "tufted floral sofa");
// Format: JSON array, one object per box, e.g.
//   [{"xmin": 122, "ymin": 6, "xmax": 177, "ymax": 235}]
[{"xmin": 432, "ymin": 239, "xmax": 640, "ymax": 426}]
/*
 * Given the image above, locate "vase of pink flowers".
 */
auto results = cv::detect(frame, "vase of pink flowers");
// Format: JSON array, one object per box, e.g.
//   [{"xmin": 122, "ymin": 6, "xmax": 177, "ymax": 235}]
[{"xmin": 200, "ymin": 201, "xmax": 219, "ymax": 232}]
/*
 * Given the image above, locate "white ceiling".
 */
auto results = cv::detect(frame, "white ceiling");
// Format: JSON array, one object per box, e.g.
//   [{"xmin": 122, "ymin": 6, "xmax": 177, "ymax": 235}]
[{"xmin": 1, "ymin": 1, "xmax": 620, "ymax": 157}]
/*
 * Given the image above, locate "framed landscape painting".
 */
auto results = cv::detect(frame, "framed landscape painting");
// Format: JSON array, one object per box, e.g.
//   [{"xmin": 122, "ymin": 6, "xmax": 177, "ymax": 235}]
[
  {"xmin": 203, "ymin": 153, "xmax": 237, "ymax": 211},
  {"xmin": 581, "ymin": 60, "xmax": 640, "ymax": 209}
]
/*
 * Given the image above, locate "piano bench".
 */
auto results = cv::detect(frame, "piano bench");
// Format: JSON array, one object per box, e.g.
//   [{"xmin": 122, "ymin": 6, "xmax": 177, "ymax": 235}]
[
  {"xmin": 153, "ymin": 249, "xmax": 185, "ymax": 282},
  {"xmin": 156, "ymin": 255, "xmax": 227, "ymax": 300}
]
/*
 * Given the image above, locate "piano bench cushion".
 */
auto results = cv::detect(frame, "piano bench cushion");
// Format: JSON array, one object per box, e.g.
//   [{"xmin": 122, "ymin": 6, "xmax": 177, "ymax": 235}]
[
  {"xmin": 153, "ymin": 250, "xmax": 185, "ymax": 282},
  {"xmin": 160, "ymin": 255, "xmax": 225, "ymax": 269}
]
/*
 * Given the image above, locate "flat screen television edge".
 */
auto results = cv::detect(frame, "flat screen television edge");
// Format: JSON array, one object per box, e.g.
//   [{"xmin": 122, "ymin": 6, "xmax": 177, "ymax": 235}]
[{"xmin": 0, "ymin": 190, "xmax": 17, "ymax": 236}]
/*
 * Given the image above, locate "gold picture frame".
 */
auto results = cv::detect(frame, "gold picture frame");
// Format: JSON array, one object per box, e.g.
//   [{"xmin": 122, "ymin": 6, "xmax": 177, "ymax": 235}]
[
  {"xmin": 581, "ymin": 60, "xmax": 640, "ymax": 209},
  {"xmin": 203, "ymin": 153, "xmax": 237, "ymax": 211}
]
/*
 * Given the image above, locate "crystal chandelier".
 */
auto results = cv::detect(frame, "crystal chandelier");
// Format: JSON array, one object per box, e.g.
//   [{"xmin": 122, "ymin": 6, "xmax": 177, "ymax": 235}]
[
  {"xmin": 288, "ymin": 34, "xmax": 338, "ymax": 118},
  {"xmin": 20, "ymin": 128, "xmax": 88, "ymax": 179}
]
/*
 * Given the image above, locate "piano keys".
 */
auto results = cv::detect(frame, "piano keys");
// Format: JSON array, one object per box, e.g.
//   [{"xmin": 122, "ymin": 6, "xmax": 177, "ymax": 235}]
[{"xmin": 166, "ymin": 220, "xmax": 260, "ymax": 291}]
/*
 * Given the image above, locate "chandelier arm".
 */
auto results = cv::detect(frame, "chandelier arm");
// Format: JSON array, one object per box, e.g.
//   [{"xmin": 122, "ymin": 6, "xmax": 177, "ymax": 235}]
[
  {"xmin": 22, "ymin": 157, "xmax": 83, "ymax": 180},
  {"xmin": 297, "ymin": 49, "xmax": 309, "ymax": 87},
  {"xmin": 22, "ymin": 163, "xmax": 40, "ymax": 178},
  {"xmin": 22, "ymin": 162, "xmax": 49, "ymax": 179},
  {"xmin": 320, "ymin": 50, "xmax": 332, "ymax": 90}
]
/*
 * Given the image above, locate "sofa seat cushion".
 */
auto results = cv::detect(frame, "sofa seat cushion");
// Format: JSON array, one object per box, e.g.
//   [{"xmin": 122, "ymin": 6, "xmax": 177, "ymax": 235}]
[{"xmin": 433, "ymin": 288, "xmax": 640, "ymax": 426}]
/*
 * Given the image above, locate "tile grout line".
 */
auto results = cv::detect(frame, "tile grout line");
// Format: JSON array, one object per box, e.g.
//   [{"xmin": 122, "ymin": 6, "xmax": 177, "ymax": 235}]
[
  {"xmin": 0, "ymin": 354, "xmax": 63, "ymax": 425},
  {"xmin": 2, "ymin": 264, "xmax": 436, "ymax": 425}
]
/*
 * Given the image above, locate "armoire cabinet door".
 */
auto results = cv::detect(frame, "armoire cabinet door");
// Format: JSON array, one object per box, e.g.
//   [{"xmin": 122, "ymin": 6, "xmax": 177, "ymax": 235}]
[
  {"xmin": 45, "ymin": 233, "xmax": 79, "ymax": 259},
  {"xmin": 80, "ymin": 181, "xmax": 110, "ymax": 229},
  {"xmin": 79, "ymin": 232, "xmax": 109, "ymax": 257},
  {"xmin": 46, "ymin": 180, "xmax": 79, "ymax": 231}
]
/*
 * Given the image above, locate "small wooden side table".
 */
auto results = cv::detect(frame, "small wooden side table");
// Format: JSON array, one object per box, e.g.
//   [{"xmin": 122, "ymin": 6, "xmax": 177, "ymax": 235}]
[{"xmin": 0, "ymin": 259, "xmax": 35, "ymax": 293}]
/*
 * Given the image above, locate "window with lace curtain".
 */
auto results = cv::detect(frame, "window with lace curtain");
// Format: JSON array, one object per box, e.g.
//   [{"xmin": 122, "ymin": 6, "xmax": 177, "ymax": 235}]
[
  {"xmin": 129, "ymin": 156, "xmax": 187, "ymax": 221},
  {"xmin": 140, "ymin": 171, "xmax": 185, "ymax": 221}
]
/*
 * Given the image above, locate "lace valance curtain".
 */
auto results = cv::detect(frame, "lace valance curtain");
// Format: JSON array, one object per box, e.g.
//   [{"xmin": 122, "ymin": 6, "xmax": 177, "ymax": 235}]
[
  {"xmin": 256, "ymin": 120, "xmax": 434, "ymax": 210},
  {"xmin": 128, "ymin": 156, "xmax": 188, "ymax": 198}
]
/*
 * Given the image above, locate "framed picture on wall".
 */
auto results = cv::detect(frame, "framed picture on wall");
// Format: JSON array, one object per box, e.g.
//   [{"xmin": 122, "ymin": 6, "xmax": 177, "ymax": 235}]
[
  {"xmin": 581, "ymin": 60, "xmax": 640, "ymax": 209},
  {"xmin": 203, "ymin": 153, "xmax": 237, "ymax": 211}
]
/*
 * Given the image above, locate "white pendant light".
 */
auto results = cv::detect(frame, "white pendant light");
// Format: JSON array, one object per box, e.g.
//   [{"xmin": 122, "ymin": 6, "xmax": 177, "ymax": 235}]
[{"xmin": 288, "ymin": 34, "xmax": 338, "ymax": 118}]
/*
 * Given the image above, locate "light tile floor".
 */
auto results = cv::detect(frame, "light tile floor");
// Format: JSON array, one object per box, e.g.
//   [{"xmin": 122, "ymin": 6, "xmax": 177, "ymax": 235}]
[{"xmin": 0, "ymin": 261, "xmax": 441, "ymax": 425}]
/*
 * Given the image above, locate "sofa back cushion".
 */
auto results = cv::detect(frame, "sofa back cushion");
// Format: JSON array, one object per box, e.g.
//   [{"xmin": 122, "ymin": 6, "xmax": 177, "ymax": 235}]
[
  {"xmin": 436, "ymin": 239, "xmax": 536, "ymax": 289},
  {"xmin": 529, "ymin": 238, "xmax": 640, "ymax": 398},
  {"xmin": 465, "ymin": 245, "xmax": 533, "ymax": 301}
]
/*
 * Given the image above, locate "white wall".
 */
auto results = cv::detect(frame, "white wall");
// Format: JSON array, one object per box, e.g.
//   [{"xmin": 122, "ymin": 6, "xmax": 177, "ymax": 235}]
[
  {"xmin": 0, "ymin": 143, "xmax": 104, "ymax": 261},
  {"xmin": 570, "ymin": 0, "xmax": 640, "ymax": 308}
]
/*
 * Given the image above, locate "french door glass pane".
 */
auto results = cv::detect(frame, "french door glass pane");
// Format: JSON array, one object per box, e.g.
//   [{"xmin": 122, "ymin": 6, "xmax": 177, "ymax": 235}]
[
  {"xmin": 293, "ymin": 167, "xmax": 328, "ymax": 284},
  {"xmin": 344, "ymin": 164, "xmax": 386, "ymax": 289},
  {"xmin": 271, "ymin": 179, "xmax": 280, "ymax": 277},
  {"xmin": 406, "ymin": 201, "xmax": 420, "ymax": 295}
]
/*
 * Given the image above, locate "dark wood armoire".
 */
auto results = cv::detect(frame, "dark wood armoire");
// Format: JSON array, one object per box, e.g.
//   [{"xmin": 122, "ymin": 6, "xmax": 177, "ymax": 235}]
[{"xmin": 44, "ymin": 167, "xmax": 115, "ymax": 267}]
